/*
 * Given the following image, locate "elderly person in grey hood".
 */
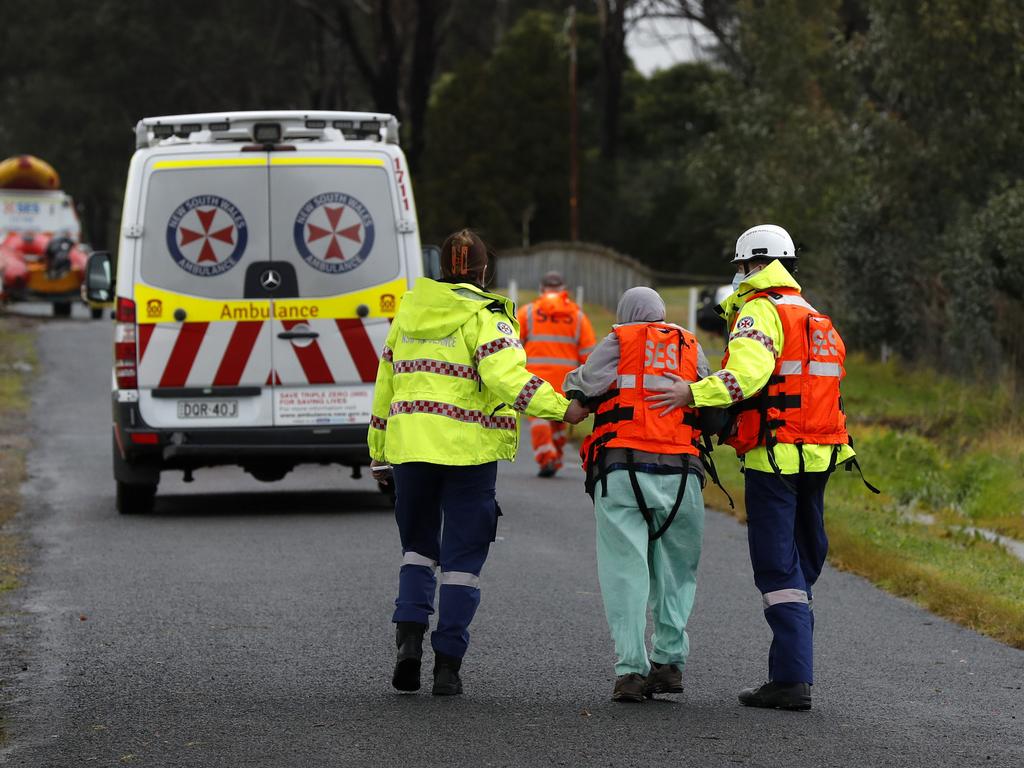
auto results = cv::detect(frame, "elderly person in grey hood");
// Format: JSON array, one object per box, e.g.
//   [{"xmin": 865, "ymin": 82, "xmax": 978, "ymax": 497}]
[{"xmin": 563, "ymin": 286, "xmax": 711, "ymax": 703}]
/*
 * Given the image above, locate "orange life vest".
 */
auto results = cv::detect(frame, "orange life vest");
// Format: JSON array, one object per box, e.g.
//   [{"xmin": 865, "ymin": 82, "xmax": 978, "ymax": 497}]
[
  {"xmin": 723, "ymin": 288, "xmax": 849, "ymax": 464},
  {"xmin": 521, "ymin": 291, "xmax": 586, "ymax": 394},
  {"xmin": 581, "ymin": 322, "xmax": 702, "ymax": 470},
  {"xmin": 580, "ymin": 322, "xmax": 717, "ymax": 539}
]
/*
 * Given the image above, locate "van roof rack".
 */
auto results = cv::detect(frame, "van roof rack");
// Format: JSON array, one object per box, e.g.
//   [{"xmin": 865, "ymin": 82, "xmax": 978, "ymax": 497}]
[{"xmin": 135, "ymin": 110, "xmax": 400, "ymax": 150}]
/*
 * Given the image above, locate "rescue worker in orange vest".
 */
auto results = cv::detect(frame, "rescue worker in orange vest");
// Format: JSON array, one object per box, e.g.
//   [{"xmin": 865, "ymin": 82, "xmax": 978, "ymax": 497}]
[
  {"xmin": 647, "ymin": 225, "xmax": 875, "ymax": 711},
  {"xmin": 517, "ymin": 271, "xmax": 596, "ymax": 477},
  {"xmin": 564, "ymin": 287, "xmax": 711, "ymax": 703}
]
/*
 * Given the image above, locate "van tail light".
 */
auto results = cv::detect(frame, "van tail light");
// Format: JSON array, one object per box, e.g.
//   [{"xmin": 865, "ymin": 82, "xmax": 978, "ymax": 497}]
[{"xmin": 115, "ymin": 297, "xmax": 138, "ymax": 390}]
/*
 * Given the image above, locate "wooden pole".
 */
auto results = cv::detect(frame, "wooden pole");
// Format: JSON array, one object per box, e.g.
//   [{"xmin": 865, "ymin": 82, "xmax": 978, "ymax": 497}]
[{"xmin": 568, "ymin": 4, "xmax": 580, "ymax": 242}]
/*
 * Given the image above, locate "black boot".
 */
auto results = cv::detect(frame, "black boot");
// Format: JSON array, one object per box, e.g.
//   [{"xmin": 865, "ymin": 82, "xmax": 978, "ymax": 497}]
[
  {"xmin": 432, "ymin": 652, "xmax": 463, "ymax": 696},
  {"xmin": 392, "ymin": 622, "xmax": 426, "ymax": 692},
  {"xmin": 738, "ymin": 681, "xmax": 812, "ymax": 710}
]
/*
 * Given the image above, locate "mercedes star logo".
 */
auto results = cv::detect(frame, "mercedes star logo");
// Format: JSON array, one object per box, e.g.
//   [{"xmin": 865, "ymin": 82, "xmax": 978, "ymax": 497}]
[{"xmin": 260, "ymin": 269, "xmax": 282, "ymax": 291}]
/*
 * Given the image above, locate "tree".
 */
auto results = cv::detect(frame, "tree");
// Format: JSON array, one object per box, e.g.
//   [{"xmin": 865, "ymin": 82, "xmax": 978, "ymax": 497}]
[
  {"xmin": 294, "ymin": 0, "xmax": 453, "ymax": 172},
  {"xmin": 418, "ymin": 10, "xmax": 573, "ymax": 245}
]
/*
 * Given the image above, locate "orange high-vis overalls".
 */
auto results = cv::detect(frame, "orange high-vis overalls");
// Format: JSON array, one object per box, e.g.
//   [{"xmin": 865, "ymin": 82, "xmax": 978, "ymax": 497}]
[
  {"xmin": 518, "ymin": 291, "xmax": 595, "ymax": 470},
  {"xmin": 722, "ymin": 288, "xmax": 849, "ymax": 472},
  {"xmin": 580, "ymin": 323, "xmax": 702, "ymax": 538}
]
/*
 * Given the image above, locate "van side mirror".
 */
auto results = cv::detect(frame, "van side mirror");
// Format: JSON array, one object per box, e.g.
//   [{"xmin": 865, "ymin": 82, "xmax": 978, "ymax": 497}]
[
  {"xmin": 421, "ymin": 245, "xmax": 441, "ymax": 280},
  {"xmin": 85, "ymin": 251, "xmax": 114, "ymax": 303}
]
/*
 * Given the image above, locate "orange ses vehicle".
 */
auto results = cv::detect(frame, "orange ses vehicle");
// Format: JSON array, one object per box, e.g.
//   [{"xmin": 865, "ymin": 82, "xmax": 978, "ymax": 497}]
[{"xmin": 0, "ymin": 155, "xmax": 93, "ymax": 317}]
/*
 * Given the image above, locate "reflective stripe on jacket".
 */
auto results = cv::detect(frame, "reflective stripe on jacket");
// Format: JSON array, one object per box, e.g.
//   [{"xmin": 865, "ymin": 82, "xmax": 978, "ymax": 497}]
[
  {"xmin": 368, "ymin": 278, "xmax": 570, "ymax": 465},
  {"xmin": 581, "ymin": 322, "xmax": 702, "ymax": 476},
  {"xmin": 517, "ymin": 291, "xmax": 596, "ymax": 395}
]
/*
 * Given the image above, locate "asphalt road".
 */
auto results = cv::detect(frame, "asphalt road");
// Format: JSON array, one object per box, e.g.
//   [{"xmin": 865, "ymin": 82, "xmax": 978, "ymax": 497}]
[{"xmin": 1, "ymin": 311, "xmax": 1022, "ymax": 767}]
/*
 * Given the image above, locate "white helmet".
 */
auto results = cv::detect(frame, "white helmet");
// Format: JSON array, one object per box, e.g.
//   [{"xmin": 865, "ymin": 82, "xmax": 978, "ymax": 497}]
[{"xmin": 733, "ymin": 224, "xmax": 797, "ymax": 263}]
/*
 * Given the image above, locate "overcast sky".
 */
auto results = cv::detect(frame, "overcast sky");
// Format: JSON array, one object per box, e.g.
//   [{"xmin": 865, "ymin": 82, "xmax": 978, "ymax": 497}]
[{"xmin": 626, "ymin": 16, "xmax": 713, "ymax": 75}]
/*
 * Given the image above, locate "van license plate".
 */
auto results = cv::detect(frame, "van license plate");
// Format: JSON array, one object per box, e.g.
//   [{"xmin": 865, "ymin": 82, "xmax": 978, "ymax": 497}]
[{"xmin": 177, "ymin": 400, "xmax": 238, "ymax": 419}]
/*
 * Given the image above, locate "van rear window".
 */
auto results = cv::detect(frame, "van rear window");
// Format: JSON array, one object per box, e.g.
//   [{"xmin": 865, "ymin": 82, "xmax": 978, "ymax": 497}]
[
  {"xmin": 269, "ymin": 162, "xmax": 400, "ymax": 297},
  {"xmin": 139, "ymin": 163, "xmax": 268, "ymax": 299}
]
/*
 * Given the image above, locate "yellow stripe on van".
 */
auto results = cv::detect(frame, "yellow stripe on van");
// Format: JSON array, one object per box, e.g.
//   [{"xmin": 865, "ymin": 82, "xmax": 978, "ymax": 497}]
[
  {"xmin": 134, "ymin": 279, "xmax": 406, "ymax": 325},
  {"xmin": 269, "ymin": 157, "xmax": 386, "ymax": 167},
  {"xmin": 152, "ymin": 158, "xmax": 268, "ymax": 169}
]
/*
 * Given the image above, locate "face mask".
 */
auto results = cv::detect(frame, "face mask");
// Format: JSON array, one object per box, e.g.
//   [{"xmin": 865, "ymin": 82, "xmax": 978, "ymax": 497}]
[{"xmin": 731, "ymin": 270, "xmax": 745, "ymax": 291}]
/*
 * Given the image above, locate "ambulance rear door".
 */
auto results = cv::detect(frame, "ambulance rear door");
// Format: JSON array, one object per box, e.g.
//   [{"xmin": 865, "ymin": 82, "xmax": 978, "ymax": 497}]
[
  {"xmin": 133, "ymin": 152, "xmax": 275, "ymax": 429},
  {"xmin": 266, "ymin": 151, "xmax": 403, "ymax": 427}
]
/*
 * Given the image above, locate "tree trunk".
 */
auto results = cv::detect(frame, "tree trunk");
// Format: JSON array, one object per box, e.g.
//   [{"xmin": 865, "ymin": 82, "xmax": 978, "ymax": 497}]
[
  {"xmin": 406, "ymin": 0, "xmax": 446, "ymax": 172},
  {"xmin": 598, "ymin": 0, "xmax": 628, "ymax": 160}
]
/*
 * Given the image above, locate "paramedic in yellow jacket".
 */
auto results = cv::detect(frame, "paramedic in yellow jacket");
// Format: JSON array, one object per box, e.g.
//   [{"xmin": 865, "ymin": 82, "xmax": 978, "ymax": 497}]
[
  {"xmin": 369, "ymin": 229, "xmax": 588, "ymax": 696},
  {"xmin": 648, "ymin": 225, "xmax": 860, "ymax": 712}
]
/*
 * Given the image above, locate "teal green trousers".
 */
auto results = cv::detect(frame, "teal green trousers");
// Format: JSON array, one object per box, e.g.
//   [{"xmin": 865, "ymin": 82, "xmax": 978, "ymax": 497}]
[{"xmin": 594, "ymin": 470, "xmax": 705, "ymax": 676}]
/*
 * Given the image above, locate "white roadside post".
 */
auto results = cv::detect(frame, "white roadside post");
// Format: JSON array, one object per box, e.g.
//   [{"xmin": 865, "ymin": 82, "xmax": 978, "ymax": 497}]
[{"xmin": 687, "ymin": 286, "xmax": 698, "ymax": 332}]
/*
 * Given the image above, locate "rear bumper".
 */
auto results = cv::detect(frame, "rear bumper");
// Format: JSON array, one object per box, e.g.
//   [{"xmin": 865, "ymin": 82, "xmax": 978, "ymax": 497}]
[{"xmin": 112, "ymin": 399, "xmax": 371, "ymax": 470}]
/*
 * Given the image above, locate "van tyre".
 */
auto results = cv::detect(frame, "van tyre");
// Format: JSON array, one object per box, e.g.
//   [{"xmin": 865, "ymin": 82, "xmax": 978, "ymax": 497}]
[
  {"xmin": 90, "ymin": 307, "xmax": 103, "ymax": 319},
  {"xmin": 53, "ymin": 301, "xmax": 72, "ymax": 318},
  {"xmin": 112, "ymin": 434, "xmax": 159, "ymax": 515},
  {"xmin": 116, "ymin": 481, "xmax": 156, "ymax": 515}
]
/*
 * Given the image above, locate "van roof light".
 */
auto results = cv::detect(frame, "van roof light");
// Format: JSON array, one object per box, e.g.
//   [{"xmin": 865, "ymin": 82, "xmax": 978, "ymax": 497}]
[
  {"xmin": 136, "ymin": 111, "xmax": 401, "ymax": 148},
  {"xmin": 252, "ymin": 123, "xmax": 282, "ymax": 143}
]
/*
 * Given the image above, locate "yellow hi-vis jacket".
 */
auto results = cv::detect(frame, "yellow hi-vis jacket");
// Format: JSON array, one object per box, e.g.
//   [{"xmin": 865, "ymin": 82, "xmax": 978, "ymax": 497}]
[
  {"xmin": 368, "ymin": 278, "xmax": 571, "ymax": 465},
  {"xmin": 689, "ymin": 260, "xmax": 856, "ymax": 474}
]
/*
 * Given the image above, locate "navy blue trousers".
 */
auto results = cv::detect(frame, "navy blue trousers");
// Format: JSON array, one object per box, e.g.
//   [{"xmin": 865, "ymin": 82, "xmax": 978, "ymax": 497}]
[
  {"xmin": 392, "ymin": 461, "xmax": 499, "ymax": 659},
  {"xmin": 744, "ymin": 469, "xmax": 830, "ymax": 684}
]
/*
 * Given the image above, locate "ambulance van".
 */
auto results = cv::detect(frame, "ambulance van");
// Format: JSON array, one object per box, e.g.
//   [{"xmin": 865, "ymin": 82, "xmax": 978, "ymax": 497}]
[{"xmin": 85, "ymin": 111, "xmax": 429, "ymax": 513}]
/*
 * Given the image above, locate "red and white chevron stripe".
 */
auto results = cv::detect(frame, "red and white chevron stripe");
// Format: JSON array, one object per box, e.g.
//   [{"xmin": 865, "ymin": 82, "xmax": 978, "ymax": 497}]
[{"xmin": 137, "ymin": 317, "xmax": 388, "ymax": 389}]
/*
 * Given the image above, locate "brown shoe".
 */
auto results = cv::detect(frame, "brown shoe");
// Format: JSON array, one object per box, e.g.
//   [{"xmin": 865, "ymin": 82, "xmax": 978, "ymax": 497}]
[
  {"xmin": 643, "ymin": 661, "xmax": 683, "ymax": 697},
  {"xmin": 612, "ymin": 673, "xmax": 645, "ymax": 702}
]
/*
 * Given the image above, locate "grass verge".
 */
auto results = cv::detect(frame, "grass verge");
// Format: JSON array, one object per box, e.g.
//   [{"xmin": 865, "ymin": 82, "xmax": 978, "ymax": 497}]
[
  {"xmin": 530, "ymin": 286, "xmax": 1024, "ymax": 649},
  {"xmin": 0, "ymin": 314, "xmax": 35, "ymax": 594}
]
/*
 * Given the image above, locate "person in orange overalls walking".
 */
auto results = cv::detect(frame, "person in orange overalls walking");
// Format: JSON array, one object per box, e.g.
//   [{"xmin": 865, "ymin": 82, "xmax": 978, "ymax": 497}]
[{"xmin": 517, "ymin": 271, "xmax": 596, "ymax": 477}]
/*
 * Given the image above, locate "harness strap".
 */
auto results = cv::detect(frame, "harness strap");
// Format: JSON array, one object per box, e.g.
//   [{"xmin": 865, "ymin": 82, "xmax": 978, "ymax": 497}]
[
  {"xmin": 699, "ymin": 450, "xmax": 735, "ymax": 509},
  {"xmin": 826, "ymin": 444, "xmax": 839, "ymax": 475},
  {"xmin": 587, "ymin": 388, "xmax": 620, "ymax": 410},
  {"xmin": 593, "ymin": 405, "xmax": 634, "ymax": 429},
  {"xmin": 768, "ymin": 393, "xmax": 802, "ymax": 410},
  {"xmin": 584, "ymin": 431, "xmax": 617, "ymax": 499},
  {"xmin": 847, "ymin": 456, "xmax": 881, "ymax": 494},
  {"xmin": 764, "ymin": 435, "xmax": 798, "ymax": 494},
  {"xmin": 623, "ymin": 448, "xmax": 687, "ymax": 542},
  {"xmin": 624, "ymin": 449, "xmax": 655, "ymax": 531},
  {"xmin": 649, "ymin": 468, "xmax": 688, "ymax": 541}
]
